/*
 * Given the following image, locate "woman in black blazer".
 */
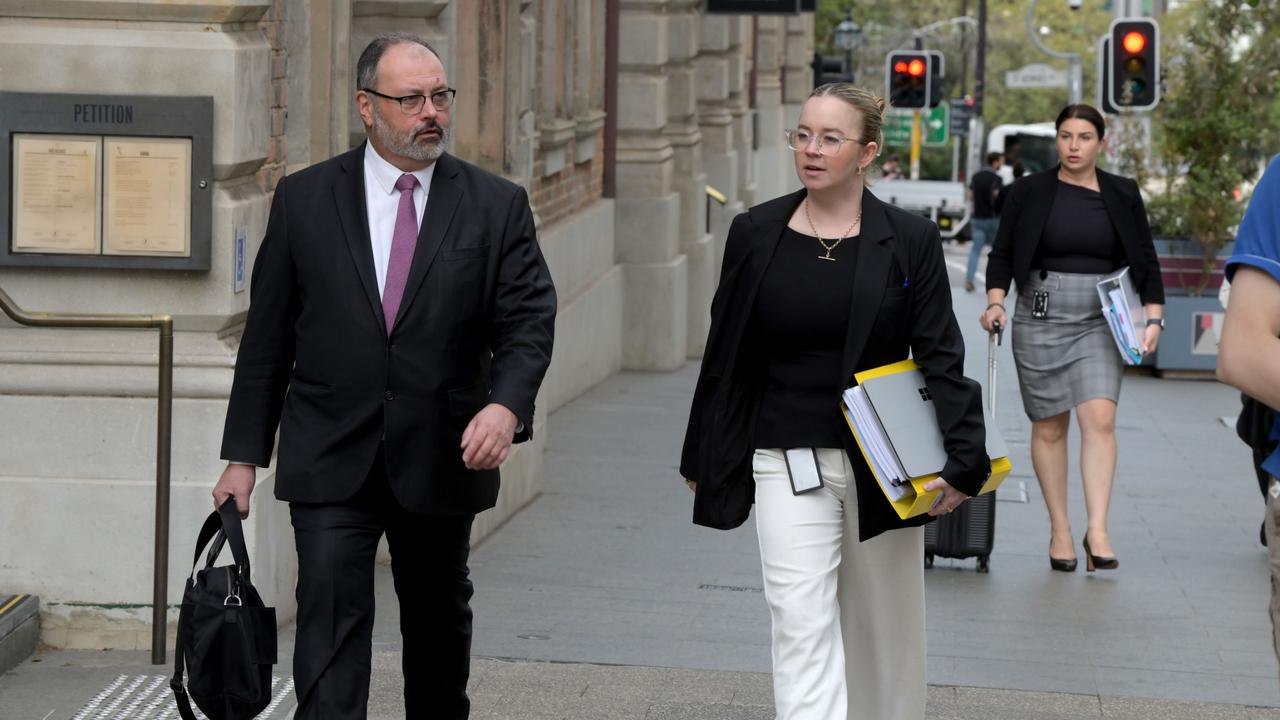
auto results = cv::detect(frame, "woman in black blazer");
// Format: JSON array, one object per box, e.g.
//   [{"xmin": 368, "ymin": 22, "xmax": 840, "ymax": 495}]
[
  {"xmin": 680, "ymin": 83, "xmax": 988, "ymax": 720},
  {"xmin": 981, "ymin": 104, "xmax": 1165, "ymax": 572}
]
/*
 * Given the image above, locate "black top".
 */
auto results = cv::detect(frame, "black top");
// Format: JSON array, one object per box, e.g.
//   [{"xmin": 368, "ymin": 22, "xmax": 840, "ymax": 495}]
[
  {"xmin": 984, "ymin": 167, "xmax": 1166, "ymax": 305},
  {"xmin": 752, "ymin": 226, "xmax": 856, "ymax": 449},
  {"xmin": 1034, "ymin": 181, "xmax": 1122, "ymax": 274},
  {"xmin": 970, "ymin": 168, "xmax": 1002, "ymax": 218}
]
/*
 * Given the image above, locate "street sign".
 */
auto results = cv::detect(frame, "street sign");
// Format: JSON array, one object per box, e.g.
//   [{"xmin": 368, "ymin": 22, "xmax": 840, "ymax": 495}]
[
  {"xmin": 924, "ymin": 103, "xmax": 949, "ymax": 146},
  {"xmin": 884, "ymin": 105, "xmax": 949, "ymax": 147},
  {"xmin": 948, "ymin": 99, "xmax": 971, "ymax": 137},
  {"xmin": 1005, "ymin": 63, "xmax": 1069, "ymax": 89}
]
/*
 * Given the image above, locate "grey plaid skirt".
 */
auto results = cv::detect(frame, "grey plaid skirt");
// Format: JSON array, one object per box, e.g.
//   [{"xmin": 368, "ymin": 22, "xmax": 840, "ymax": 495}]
[{"xmin": 1011, "ymin": 270, "xmax": 1124, "ymax": 421}]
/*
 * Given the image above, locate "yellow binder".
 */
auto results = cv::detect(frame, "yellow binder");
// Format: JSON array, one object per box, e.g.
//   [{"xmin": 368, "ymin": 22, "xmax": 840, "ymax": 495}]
[{"xmin": 841, "ymin": 359, "xmax": 1013, "ymax": 520}]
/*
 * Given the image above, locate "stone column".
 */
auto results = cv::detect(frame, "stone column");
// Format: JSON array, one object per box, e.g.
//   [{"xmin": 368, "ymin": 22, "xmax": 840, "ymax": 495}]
[
  {"xmin": 753, "ymin": 17, "xmax": 792, "ymax": 202},
  {"xmin": 726, "ymin": 17, "xmax": 756, "ymax": 211},
  {"xmin": 285, "ymin": 0, "xmax": 353, "ymax": 172},
  {"xmin": 0, "ymin": 0, "xmax": 282, "ymax": 649},
  {"xmin": 664, "ymin": 1, "xmax": 714, "ymax": 359},
  {"xmin": 782, "ymin": 14, "xmax": 814, "ymax": 128},
  {"xmin": 696, "ymin": 13, "xmax": 745, "ymax": 270},
  {"xmin": 616, "ymin": 0, "xmax": 687, "ymax": 370}
]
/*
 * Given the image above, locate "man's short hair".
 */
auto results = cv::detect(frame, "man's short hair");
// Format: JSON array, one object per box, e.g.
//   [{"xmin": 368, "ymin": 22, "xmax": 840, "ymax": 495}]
[
  {"xmin": 356, "ymin": 33, "xmax": 441, "ymax": 92},
  {"xmin": 986, "ymin": 151, "xmax": 1004, "ymax": 165}
]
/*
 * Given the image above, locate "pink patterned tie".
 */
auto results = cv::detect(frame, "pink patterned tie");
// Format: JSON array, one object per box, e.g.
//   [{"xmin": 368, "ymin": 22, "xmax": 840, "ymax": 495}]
[{"xmin": 382, "ymin": 173, "xmax": 420, "ymax": 334}]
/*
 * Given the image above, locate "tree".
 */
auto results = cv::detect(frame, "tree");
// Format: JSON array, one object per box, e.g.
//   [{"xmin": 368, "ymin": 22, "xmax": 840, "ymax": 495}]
[{"xmin": 1154, "ymin": 0, "xmax": 1280, "ymax": 293}]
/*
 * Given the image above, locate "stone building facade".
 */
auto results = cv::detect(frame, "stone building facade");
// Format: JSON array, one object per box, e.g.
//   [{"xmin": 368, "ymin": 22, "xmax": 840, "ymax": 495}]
[{"xmin": 0, "ymin": 1, "xmax": 812, "ymax": 649}]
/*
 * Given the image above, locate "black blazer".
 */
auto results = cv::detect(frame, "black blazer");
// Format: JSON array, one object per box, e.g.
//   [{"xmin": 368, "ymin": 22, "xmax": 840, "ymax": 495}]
[
  {"xmin": 680, "ymin": 188, "xmax": 989, "ymax": 541},
  {"xmin": 986, "ymin": 166, "xmax": 1165, "ymax": 305},
  {"xmin": 221, "ymin": 146, "xmax": 557, "ymax": 515}
]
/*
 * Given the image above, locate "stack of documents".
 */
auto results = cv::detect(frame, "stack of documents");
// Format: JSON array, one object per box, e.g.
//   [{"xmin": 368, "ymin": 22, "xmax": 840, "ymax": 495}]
[
  {"xmin": 841, "ymin": 359, "xmax": 1013, "ymax": 519},
  {"xmin": 1096, "ymin": 266, "xmax": 1146, "ymax": 365}
]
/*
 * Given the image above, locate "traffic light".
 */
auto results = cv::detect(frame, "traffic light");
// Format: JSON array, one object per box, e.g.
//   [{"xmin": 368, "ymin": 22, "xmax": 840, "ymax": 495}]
[
  {"xmin": 926, "ymin": 50, "xmax": 946, "ymax": 108},
  {"xmin": 886, "ymin": 51, "xmax": 931, "ymax": 109},
  {"xmin": 1109, "ymin": 18, "xmax": 1159, "ymax": 111},
  {"xmin": 1095, "ymin": 35, "xmax": 1120, "ymax": 114},
  {"xmin": 811, "ymin": 52, "xmax": 848, "ymax": 88}
]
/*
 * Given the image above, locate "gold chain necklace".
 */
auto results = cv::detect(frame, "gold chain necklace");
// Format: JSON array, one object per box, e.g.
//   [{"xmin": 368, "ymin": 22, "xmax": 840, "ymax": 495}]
[{"xmin": 804, "ymin": 198, "xmax": 861, "ymax": 262}]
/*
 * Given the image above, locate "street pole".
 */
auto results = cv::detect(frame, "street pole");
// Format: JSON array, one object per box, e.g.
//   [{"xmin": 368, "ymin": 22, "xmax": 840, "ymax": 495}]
[
  {"xmin": 971, "ymin": 0, "xmax": 987, "ymax": 182},
  {"xmin": 958, "ymin": 0, "xmax": 970, "ymax": 182},
  {"xmin": 911, "ymin": 111, "xmax": 923, "ymax": 180},
  {"xmin": 1027, "ymin": 0, "xmax": 1082, "ymax": 105},
  {"xmin": 911, "ymin": 34, "xmax": 924, "ymax": 181}
]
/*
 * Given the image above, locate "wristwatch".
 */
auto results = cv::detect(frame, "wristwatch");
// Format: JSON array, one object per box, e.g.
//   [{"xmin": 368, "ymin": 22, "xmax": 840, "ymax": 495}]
[{"xmin": 1146, "ymin": 317, "xmax": 1165, "ymax": 330}]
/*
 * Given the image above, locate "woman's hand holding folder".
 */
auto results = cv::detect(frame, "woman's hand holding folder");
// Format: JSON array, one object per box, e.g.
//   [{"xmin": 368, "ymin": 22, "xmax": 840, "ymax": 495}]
[{"xmin": 922, "ymin": 477, "xmax": 969, "ymax": 516}]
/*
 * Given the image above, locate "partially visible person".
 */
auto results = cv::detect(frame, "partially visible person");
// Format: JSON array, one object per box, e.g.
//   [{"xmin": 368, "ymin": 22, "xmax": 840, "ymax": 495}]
[
  {"xmin": 882, "ymin": 153, "xmax": 904, "ymax": 180},
  {"xmin": 682, "ymin": 83, "xmax": 989, "ymax": 720},
  {"xmin": 993, "ymin": 160, "xmax": 1025, "ymax": 215},
  {"xmin": 981, "ymin": 104, "xmax": 1164, "ymax": 573},
  {"xmin": 1216, "ymin": 152, "xmax": 1280, "ymax": 674},
  {"xmin": 964, "ymin": 152, "xmax": 1005, "ymax": 292}
]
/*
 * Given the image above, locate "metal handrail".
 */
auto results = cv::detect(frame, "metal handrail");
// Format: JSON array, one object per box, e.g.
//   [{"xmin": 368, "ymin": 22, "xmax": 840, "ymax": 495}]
[{"xmin": 0, "ymin": 285, "xmax": 174, "ymax": 665}]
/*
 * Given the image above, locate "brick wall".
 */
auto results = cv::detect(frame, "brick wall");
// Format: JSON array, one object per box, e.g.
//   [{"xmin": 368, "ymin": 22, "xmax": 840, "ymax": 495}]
[
  {"xmin": 527, "ymin": 134, "xmax": 605, "ymax": 228},
  {"xmin": 258, "ymin": 0, "xmax": 288, "ymax": 193}
]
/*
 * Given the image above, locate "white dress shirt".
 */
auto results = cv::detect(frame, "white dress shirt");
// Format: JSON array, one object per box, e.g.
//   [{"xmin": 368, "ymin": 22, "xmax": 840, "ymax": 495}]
[{"xmin": 363, "ymin": 143, "xmax": 435, "ymax": 298}]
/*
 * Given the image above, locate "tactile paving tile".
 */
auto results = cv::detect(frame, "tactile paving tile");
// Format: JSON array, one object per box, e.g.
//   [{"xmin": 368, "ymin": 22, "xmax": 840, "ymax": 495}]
[{"xmin": 69, "ymin": 674, "xmax": 294, "ymax": 720}]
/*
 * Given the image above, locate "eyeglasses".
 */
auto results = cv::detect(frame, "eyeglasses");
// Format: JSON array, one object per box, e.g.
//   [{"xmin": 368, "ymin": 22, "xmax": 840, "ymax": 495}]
[
  {"xmin": 362, "ymin": 87, "xmax": 457, "ymax": 115},
  {"xmin": 785, "ymin": 129, "xmax": 855, "ymax": 155}
]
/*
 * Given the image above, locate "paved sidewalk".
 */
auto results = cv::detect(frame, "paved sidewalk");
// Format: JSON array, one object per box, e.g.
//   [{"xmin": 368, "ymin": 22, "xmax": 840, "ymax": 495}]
[{"xmin": 2, "ymin": 243, "xmax": 1278, "ymax": 718}]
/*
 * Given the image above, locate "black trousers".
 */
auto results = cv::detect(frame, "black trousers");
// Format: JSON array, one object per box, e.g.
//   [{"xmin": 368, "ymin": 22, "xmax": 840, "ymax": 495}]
[{"xmin": 289, "ymin": 454, "xmax": 475, "ymax": 719}]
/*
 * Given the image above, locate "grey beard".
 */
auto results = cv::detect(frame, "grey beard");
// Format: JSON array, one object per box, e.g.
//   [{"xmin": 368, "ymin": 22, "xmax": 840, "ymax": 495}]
[{"xmin": 371, "ymin": 106, "xmax": 449, "ymax": 162}]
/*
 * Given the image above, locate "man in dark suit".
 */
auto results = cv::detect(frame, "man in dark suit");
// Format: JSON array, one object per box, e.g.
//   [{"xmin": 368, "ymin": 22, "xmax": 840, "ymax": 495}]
[{"xmin": 212, "ymin": 32, "xmax": 556, "ymax": 719}]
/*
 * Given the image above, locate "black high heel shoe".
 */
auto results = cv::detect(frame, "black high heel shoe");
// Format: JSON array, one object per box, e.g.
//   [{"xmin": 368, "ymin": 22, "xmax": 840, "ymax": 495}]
[
  {"xmin": 1050, "ymin": 555, "xmax": 1078, "ymax": 572},
  {"xmin": 1049, "ymin": 540, "xmax": 1077, "ymax": 572},
  {"xmin": 1083, "ymin": 534, "xmax": 1118, "ymax": 572}
]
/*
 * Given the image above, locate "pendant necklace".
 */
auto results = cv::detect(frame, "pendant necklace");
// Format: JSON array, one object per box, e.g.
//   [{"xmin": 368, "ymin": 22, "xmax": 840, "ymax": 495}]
[{"xmin": 804, "ymin": 198, "xmax": 861, "ymax": 262}]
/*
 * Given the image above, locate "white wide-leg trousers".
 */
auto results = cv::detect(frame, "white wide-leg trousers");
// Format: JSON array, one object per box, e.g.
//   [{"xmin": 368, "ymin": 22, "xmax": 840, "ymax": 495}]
[{"xmin": 753, "ymin": 448, "xmax": 926, "ymax": 720}]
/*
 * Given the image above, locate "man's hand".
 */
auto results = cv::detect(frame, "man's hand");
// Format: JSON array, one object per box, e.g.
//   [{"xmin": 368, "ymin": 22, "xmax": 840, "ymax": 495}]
[
  {"xmin": 213, "ymin": 463, "xmax": 257, "ymax": 519},
  {"xmin": 923, "ymin": 477, "xmax": 970, "ymax": 517},
  {"xmin": 461, "ymin": 403, "xmax": 520, "ymax": 470}
]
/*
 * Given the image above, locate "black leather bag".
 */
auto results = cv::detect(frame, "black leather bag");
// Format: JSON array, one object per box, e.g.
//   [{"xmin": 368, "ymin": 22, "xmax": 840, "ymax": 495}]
[{"xmin": 171, "ymin": 499, "xmax": 278, "ymax": 720}]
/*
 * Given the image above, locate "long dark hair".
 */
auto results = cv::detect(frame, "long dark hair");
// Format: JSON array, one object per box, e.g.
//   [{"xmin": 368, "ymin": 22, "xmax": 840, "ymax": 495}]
[{"xmin": 1054, "ymin": 104, "xmax": 1106, "ymax": 139}]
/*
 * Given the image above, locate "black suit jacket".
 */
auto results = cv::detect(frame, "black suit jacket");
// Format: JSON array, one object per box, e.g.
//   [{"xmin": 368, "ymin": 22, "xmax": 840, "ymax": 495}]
[
  {"xmin": 221, "ymin": 146, "xmax": 557, "ymax": 515},
  {"xmin": 680, "ymin": 188, "xmax": 989, "ymax": 541},
  {"xmin": 986, "ymin": 166, "xmax": 1165, "ymax": 305}
]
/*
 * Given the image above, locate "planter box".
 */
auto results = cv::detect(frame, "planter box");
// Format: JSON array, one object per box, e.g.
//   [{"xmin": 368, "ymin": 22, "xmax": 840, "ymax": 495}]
[
  {"xmin": 1154, "ymin": 294, "xmax": 1225, "ymax": 373},
  {"xmin": 1150, "ymin": 237, "xmax": 1232, "ymax": 372},
  {"xmin": 1154, "ymin": 237, "xmax": 1235, "ymax": 297}
]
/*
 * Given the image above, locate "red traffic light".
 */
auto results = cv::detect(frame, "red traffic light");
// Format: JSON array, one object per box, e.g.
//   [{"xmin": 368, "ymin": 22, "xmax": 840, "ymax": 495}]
[
  {"xmin": 907, "ymin": 59, "xmax": 926, "ymax": 77},
  {"xmin": 894, "ymin": 61, "xmax": 908, "ymax": 73},
  {"xmin": 1122, "ymin": 31, "xmax": 1147, "ymax": 54}
]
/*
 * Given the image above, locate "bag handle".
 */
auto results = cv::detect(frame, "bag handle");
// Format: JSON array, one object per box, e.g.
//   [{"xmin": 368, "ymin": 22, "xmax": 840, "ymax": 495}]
[
  {"xmin": 216, "ymin": 498, "xmax": 253, "ymax": 581},
  {"xmin": 187, "ymin": 500, "xmax": 252, "ymax": 581},
  {"xmin": 189, "ymin": 510, "xmax": 224, "ymax": 572}
]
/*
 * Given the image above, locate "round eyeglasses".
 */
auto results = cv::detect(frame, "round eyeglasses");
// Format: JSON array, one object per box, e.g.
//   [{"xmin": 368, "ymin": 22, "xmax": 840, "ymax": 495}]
[{"xmin": 785, "ymin": 128, "xmax": 855, "ymax": 155}]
